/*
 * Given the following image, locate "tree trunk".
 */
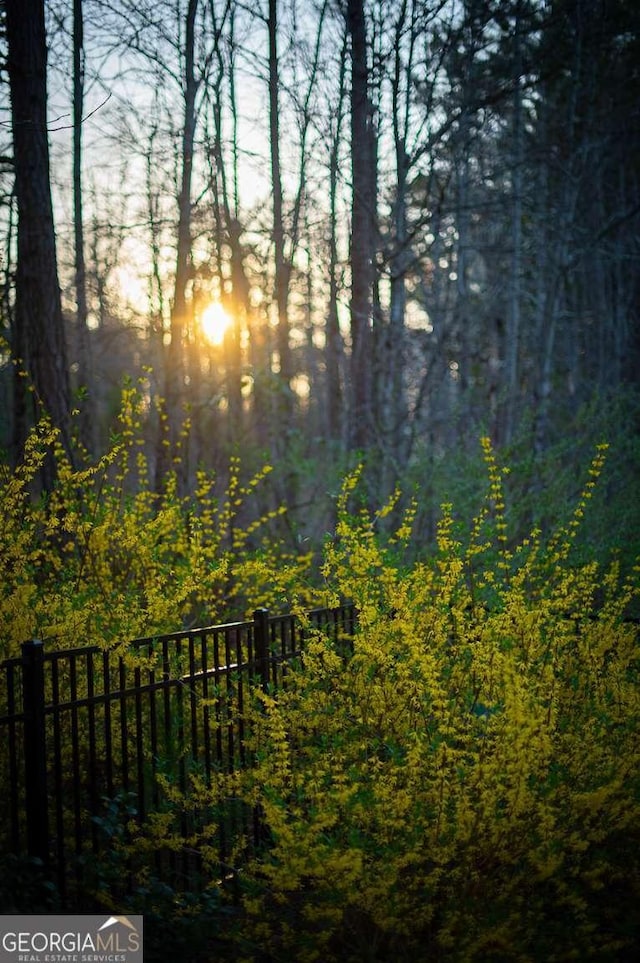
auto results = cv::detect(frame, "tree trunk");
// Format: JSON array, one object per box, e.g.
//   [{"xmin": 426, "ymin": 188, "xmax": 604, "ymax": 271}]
[
  {"xmin": 347, "ymin": 0, "xmax": 375, "ymax": 451},
  {"xmin": 6, "ymin": 0, "xmax": 72, "ymax": 472},
  {"xmin": 504, "ymin": 0, "xmax": 523, "ymax": 445},
  {"xmin": 208, "ymin": 3, "xmax": 246, "ymax": 440},
  {"xmin": 327, "ymin": 33, "xmax": 348, "ymax": 444},
  {"xmin": 386, "ymin": 0, "xmax": 416, "ymax": 479},
  {"xmin": 268, "ymin": 0, "xmax": 292, "ymax": 399},
  {"xmin": 73, "ymin": 0, "xmax": 94, "ymax": 453},
  {"xmin": 159, "ymin": 0, "xmax": 199, "ymax": 491}
]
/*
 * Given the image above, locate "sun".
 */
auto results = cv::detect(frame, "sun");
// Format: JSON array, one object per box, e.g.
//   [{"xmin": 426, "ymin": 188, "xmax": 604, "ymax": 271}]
[{"xmin": 200, "ymin": 301, "xmax": 232, "ymax": 346}]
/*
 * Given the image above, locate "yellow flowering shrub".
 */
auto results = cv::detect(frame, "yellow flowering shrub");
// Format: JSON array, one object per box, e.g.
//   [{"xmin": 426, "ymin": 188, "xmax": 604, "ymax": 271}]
[
  {"xmin": 229, "ymin": 441, "xmax": 640, "ymax": 962},
  {"xmin": 0, "ymin": 383, "xmax": 312, "ymax": 658}
]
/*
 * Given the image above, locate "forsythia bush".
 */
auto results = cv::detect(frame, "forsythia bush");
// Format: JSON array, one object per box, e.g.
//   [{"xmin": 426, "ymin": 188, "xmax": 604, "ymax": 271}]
[
  {"xmin": 0, "ymin": 383, "xmax": 312, "ymax": 658},
  {"xmin": 228, "ymin": 441, "xmax": 640, "ymax": 962}
]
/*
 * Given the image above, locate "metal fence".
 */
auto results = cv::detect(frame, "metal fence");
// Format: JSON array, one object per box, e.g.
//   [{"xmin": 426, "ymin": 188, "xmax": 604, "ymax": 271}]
[{"xmin": 0, "ymin": 604, "xmax": 356, "ymax": 905}]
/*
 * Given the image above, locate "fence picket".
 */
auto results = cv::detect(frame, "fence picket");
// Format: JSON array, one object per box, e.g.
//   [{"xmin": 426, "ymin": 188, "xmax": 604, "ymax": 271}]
[
  {"xmin": 1, "ymin": 604, "xmax": 356, "ymax": 905},
  {"xmin": 21, "ymin": 639, "xmax": 49, "ymax": 867}
]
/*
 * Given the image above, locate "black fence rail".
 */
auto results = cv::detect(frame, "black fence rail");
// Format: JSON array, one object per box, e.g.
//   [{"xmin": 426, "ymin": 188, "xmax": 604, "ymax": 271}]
[{"xmin": 0, "ymin": 604, "xmax": 356, "ymax": 906}]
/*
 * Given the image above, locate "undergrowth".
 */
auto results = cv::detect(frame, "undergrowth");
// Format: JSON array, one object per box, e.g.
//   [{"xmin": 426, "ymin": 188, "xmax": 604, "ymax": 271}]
[
  {"xmin": 0, "ymin": 381, "xmax": 313, "ymax": 658},
  {"xmin": 202, "ymin": 440, "xmax": 640, "ymax": 961},
  {"xmin": 1, "ymin": 399, "xmax": 638, "ymax": 961}
]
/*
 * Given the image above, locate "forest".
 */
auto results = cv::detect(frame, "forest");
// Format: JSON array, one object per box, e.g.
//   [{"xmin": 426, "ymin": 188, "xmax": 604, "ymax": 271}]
[
  {"xmin": 1, "ymin": 0, "xmax": 640, "ymax": 960},
  {"xmin": 1, "ymin": 0, "xmax": 638, "ymax": 545}
]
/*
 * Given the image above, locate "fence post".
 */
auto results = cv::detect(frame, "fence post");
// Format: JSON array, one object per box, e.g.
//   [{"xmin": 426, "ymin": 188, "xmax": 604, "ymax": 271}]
[
  {"xmin": 253, "ymin": 608, "xmax": 271, "ymax": 692},
  {"xmin": 21, "ymin": 639, "xmax": 49, "ymax": 865}
]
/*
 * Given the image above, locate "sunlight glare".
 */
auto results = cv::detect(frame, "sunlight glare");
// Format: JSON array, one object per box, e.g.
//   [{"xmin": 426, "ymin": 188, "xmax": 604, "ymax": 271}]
[{"xmin": 200, "ymin": 301, "xmax": 232, "ymax": 346}]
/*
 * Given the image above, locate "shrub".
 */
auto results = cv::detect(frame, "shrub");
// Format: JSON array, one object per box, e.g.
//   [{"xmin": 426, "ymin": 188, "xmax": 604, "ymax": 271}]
[
  {"xmin": 229, "ymin": 441, "xmax": 640, "ymax": 962},
  {"xmin": 406, "ymin": 389, "xmax": 640, "ymax": 580},
  {"xmin": 0, "ymin": 382, "xmax": 312, "ymax": 658}
]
